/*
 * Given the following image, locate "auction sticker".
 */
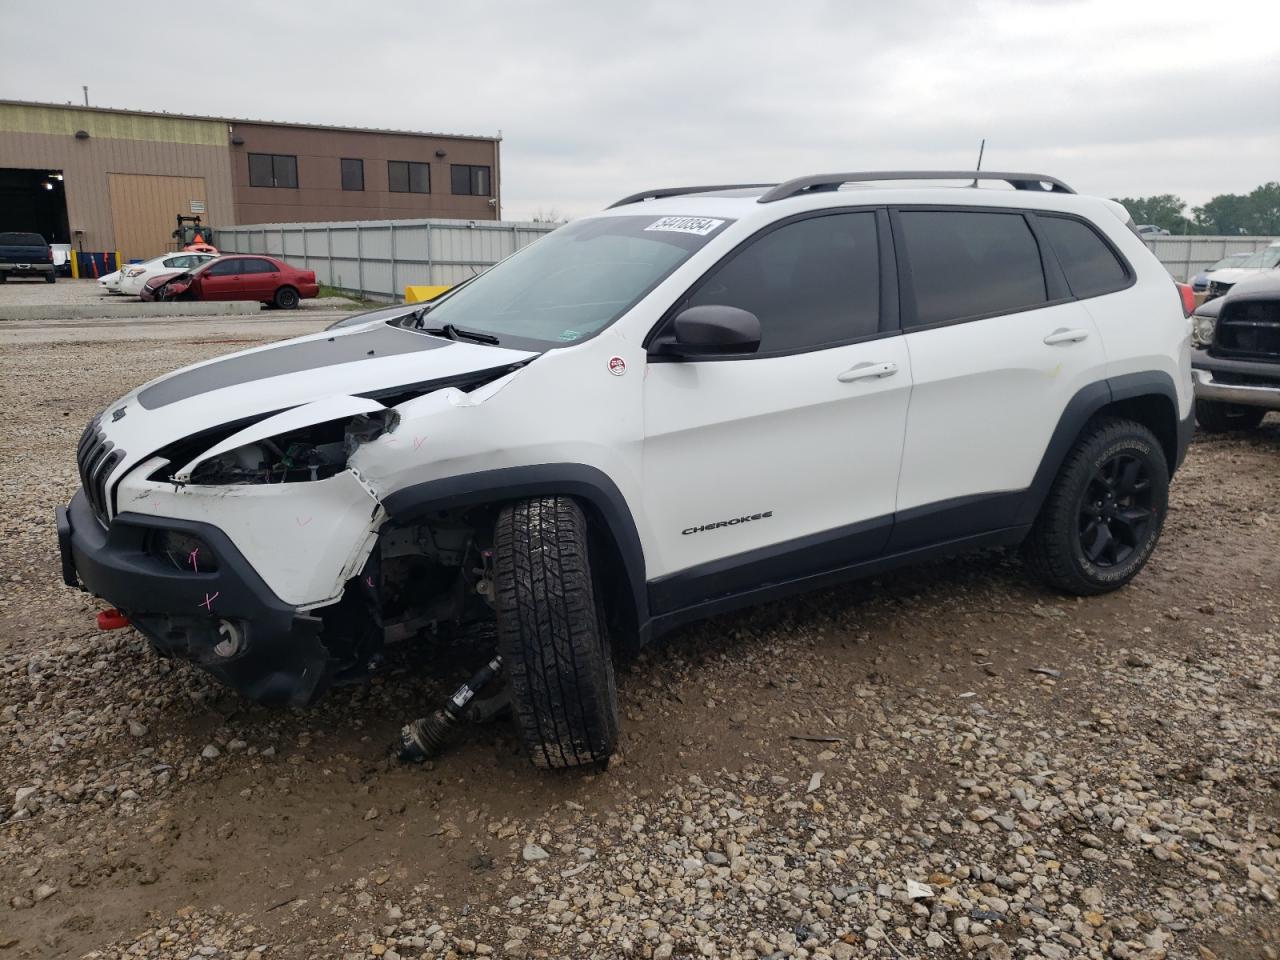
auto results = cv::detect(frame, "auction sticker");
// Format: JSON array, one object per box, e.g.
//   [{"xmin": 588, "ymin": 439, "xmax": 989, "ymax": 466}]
[
  {"xmin": 644, "ymin": 216, "xmax": 725, "ymax": 236},
  {"xmin": 608, "ymin": 356, "xmax": 627, "ymax": 376}
]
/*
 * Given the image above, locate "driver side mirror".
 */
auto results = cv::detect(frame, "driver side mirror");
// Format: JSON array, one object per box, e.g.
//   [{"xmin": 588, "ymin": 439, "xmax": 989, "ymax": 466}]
[{"xmin": 652, "ymin": 304, "xmax": 761, "ymax": 358}]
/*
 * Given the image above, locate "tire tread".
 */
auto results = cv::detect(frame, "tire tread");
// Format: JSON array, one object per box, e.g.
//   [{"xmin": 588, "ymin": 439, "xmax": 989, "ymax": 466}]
[{"xmin": 494, "ymin": 497, "xmax": 618, "ymax": 769}]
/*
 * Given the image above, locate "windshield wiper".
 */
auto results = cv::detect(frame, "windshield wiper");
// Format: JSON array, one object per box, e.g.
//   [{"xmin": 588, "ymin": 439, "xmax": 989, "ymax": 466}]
[{"xmin": 422, "ymin": 323, "xmax": 500, "ymax": 345}]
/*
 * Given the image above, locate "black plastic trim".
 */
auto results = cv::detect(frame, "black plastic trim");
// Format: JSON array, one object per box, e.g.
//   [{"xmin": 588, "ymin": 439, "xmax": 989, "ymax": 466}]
[
  {"xmin": 381, "ymin": 464, "xmax": 650, "ymax": 640},
  {"xmin": 649, "ymin": 526, "xmax": 1029, "ymax": 636},
  {"xmin": 60, "ymin": 490, "xmax": 331, "ymax": 705},
  {"xmin": 648, "ymin": 514, "xmax": 892, "ymax": 615},
  {"xmin": 608, "ymin": 184, "xmax": 776, "ymax": 208},
  {"xmin": 758, "ymin": 171, "xmax": 1074, "ymax": 203}
]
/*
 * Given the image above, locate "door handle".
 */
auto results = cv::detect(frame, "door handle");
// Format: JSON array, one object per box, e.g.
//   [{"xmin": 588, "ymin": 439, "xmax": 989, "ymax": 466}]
[
  {"xmin": 837, "ymin": 361, "xmax": 898, "ymax": 382},
  {"xmin": 1043, "ymin": 327, "xmax": 1090, "ymax": 345}
]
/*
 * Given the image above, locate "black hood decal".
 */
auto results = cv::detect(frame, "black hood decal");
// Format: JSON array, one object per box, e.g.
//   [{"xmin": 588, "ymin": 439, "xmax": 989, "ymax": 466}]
[{"xmin": 137, "ymin": 324, "xmax": 452, "ymax": 410}]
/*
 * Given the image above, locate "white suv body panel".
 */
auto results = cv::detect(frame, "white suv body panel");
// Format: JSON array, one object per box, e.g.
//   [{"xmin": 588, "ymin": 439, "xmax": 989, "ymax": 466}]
[
  {"xmin": 896, "ymin": 297, "xmax": 1108, "ymax": 512},
  {"xmin": 641, "ymin": 335, "xmax": 912, "ymax": 577},
  {"xmin": 65, "ymin": 180, "xmax": 1193, "ymax": 671}
]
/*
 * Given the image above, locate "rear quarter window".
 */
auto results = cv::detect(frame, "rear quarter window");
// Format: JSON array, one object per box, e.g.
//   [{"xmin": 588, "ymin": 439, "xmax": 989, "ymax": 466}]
[{"xmin": 1037, "ymin": 215, "xmax": 1130, "ymax": 298}]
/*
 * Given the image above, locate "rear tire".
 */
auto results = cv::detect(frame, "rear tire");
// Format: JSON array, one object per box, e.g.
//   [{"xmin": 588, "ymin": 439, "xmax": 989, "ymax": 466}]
[
  {"xmin": 1195, "ymin": 399, "xmax": 1265, "ymax": 433},
  {"xmin": 45, "ymin": 272, "xmax": 56, "ymax": 284},
  {"xmin": 494, "ymin": 497, "xmax": 619, "ymax": 769},
  {"xmin": 273, "ymin": 286, "xmax": 300, "ymax": 309},
  {"xmin": 1023, "ymin": 417, "xmax": 1169, "ymax": 596}
]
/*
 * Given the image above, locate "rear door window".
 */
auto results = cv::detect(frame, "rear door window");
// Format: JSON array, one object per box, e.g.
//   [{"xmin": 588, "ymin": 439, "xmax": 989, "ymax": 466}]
[
  {"xmin": 1038, "ymin": 215, "xmax": 1129, "ymax": 298},
  {"xmin": 242, "ymin": 259, "xmax": 279, "ymax": 274},
  {"xmin": 680, "ymin": 211, "xmax": 881, "ymax": 354},
  {"xmin": 898, "ymin": 210, "xmax": 1047, "ymax": 327}
]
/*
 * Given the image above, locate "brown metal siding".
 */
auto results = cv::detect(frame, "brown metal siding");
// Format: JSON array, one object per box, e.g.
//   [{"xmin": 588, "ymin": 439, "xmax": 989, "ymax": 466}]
[
  {"xmin": 0, "ymin": 130, "xmax": 234, "ymax": 253},
  {"xmin": 228, "ymin": 122, "xmax": 501, "ymax": 224},
  {"xmin": 108, "ymin": 174, "xmax": 210, "ymax": 260}
]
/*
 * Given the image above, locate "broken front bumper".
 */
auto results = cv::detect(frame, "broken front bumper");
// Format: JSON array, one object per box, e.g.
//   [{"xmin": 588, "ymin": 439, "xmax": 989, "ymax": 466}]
[{"xmin": 58, "ymin": 489, "xmax": 333, "ymax": 705}]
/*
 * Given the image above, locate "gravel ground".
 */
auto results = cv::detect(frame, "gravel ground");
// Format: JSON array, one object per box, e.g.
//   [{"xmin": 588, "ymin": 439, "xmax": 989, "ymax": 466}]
[{"xmin": 0, "ymin": 319, "xmax": 1277, "ymax": 959}]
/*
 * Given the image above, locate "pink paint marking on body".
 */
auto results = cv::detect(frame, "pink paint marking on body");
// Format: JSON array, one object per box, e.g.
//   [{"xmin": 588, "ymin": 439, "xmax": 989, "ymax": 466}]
[{"xmin": 199, "ymin": 591, "xmax": 220, "ymax": 611}]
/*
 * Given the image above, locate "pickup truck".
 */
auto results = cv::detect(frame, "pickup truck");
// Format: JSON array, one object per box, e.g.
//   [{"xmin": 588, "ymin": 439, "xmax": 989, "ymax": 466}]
[
  {"xmin": 1191, "ymin": 271, "xmax": 1280, "ymax": 431},
  {"xmin": 0, "ymin": 231, "xmax": 56, "ymax": 283}
]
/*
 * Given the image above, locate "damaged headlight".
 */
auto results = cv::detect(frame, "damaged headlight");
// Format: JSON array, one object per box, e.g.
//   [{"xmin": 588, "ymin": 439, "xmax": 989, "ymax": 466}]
[
  {"xmin": 189, "ymin": 410, "xmax": 399, "ymax": 485},
  {"xmin": 1191, "ymin": 314, "xmax": 1216, "ymax": 348}
]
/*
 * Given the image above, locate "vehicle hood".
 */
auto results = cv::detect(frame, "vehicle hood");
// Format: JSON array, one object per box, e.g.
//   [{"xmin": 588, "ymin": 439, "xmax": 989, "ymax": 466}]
[
  {"xmin": 1209, "ymin": 266, "xmax": 1278, "ymax": 286},
  {"xmin": 96, "ymin": 322, "xmax": 536, "ymax": 486},
  {"xmin": 1193, "ymin": 271, "xmax": 1280, "ymax": 319}
]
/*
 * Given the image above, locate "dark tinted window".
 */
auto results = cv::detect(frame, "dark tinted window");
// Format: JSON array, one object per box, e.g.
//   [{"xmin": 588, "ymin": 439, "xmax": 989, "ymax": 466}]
[
  {"xmin": 899, "ymin": 211, "xmax": 1046, "ymax": 327},
  {"xmin": 1038, "ymin": 215, "xmax": 1129, "ymax": 298},
  {"xmin": 389, "ymin": 161, "xmax": 429, "ymax": 194},
  {"xmin": 341, "ymin": 158, "xmax": 364, "ymax": 191},
  {"xmin": 249, "ymin": 154, "xmax": 297, "ymax": 188},
  {"xmin": 204, "ymin": 259, "xmax": 244, "ymax": 276},
  {"xmin": 682, "ymin": 211, "xmax": 880, "ymax": 354},
  {"xmin": 451, "ymin": 164, "xmax": 491, "ymax": 196},
  {"xmin": 242, "ymin": 259, "xmax": 278, "ymax": 274},
  {"xmin": 248, "ymin": 154, "xmax": 273, "ymax": 188},
  {"xmin": 0, "ymin": 232, "xmax": 45, "ymax": 246}
]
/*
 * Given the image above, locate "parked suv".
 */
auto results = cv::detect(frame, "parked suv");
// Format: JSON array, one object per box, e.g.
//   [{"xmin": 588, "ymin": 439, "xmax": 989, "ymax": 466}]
[
  {"xmin": 1191, "ymin": 271, "xmax": 1280, "ymax": 430},
  {"xmin": 57, "ymin": 171, "xmax": 1193, "ymax": 769}
]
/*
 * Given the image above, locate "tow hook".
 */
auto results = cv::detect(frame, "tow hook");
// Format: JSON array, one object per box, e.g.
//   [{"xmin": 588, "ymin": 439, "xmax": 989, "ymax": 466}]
[
  {"xmin": 96, "ymin": 608, "xmax": 130, "ymax": 630},
  {"xmin": 397, "ymin": 655, "xmax": 504, "ymax": 762}
]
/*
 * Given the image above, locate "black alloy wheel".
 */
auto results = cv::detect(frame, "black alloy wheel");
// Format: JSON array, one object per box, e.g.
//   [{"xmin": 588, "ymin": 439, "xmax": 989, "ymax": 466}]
[{"xmin": 1076, "ymin": 452, "xmax": 1155, "ymax": 568}]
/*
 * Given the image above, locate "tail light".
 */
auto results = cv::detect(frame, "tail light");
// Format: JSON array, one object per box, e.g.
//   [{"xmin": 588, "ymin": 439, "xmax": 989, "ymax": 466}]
[
  {"xmin": 1175, "ymin": 281, "xmax": 1195, "ymax": 317},
  {"xmin": 47, "ymin": 246, "xmax": 53, "ymax": 262},
  {"xmin": 305, "ymin": 271, "xmax": 316, "ymax": 282}
]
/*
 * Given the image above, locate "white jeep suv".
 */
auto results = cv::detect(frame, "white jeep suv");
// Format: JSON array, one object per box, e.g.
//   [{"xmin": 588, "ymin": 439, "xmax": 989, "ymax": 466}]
[{"xmin": 58, "ymin": 171, "xmax": 1194, "ymax": 769}]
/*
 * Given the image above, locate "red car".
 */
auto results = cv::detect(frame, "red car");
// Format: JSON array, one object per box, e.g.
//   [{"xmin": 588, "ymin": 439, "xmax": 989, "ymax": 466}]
[{"xmin": 140, "ymin": 255, "xmax": 319, "ymax": 309}]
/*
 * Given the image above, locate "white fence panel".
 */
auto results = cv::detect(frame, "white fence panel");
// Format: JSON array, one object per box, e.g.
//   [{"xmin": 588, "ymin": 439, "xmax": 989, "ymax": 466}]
[
  {"xmin": 1143, "ymin": 235, "xmax": 1277, "ymax": 282},
  {"xmin": 215, "ymin": 217, "xmax": 558, "ymax": 300}
]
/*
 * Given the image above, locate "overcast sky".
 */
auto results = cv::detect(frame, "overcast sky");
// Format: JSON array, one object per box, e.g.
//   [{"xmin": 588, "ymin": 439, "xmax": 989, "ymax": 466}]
[{"xmin": 4, "ymin": 0, "xmax": 1277, "ymax": 220}]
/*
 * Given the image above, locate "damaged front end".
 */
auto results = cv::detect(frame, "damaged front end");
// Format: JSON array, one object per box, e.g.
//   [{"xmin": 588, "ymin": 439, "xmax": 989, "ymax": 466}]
[{"xmin": 59, "ymin": 342, "xmax": 532, "ymax": 706}]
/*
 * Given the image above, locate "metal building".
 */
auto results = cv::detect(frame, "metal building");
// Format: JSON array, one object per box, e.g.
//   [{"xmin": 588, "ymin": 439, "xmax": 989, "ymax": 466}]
[{"xmin": 0, "ymin": 100, "xmax": 501, "ymax": 260}]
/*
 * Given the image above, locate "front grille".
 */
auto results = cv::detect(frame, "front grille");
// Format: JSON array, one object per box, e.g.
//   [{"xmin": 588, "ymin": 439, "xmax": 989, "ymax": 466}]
[
  {"xmin": 1213, "ymin": 300, "xmax": 1280, "ymax": 362},
  {"xmin": 76, "ymin": 415, "xmax": 125, "ymax": 524}
]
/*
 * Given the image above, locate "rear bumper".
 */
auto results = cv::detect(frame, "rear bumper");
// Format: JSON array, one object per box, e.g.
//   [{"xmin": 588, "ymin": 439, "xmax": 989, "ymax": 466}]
[
  {"xmin": 0, "ymin": 263, "xmax": 54, "ymax": 276},
  {"xmin": 1191, "ymin": 350, "xmax": 1280, "ymax": 410},
  {"xmin": 58, "ymin": 489, "xmax": 333, "ymax": 705}
]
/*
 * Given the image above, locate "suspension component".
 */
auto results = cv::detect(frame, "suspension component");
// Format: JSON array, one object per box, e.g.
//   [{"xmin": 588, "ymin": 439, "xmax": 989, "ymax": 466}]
[{"xmin": 397, "ymin": 655, "xmax": 504, "ymax": 762}]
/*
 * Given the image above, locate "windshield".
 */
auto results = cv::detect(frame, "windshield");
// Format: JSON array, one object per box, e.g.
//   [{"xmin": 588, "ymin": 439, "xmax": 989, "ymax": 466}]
[
  {"xmin": 418, "ymin": 215, "xmax": 732, "ymax": 347},
  {"xmin": 1237, "ymin": 247, "xmax": 1280, "ymax": 269},
  {"xmin": 1208, "ymin": 253, "xmax": 1249, "ymax": 270}
]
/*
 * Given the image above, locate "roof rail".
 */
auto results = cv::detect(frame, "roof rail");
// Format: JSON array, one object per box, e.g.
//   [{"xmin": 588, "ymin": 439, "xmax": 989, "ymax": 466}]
[
  {"xmin": 607, "ymin": 183, "xmax": 776, "ymax": 209},
  {"xmin": 757, "ymin": 171, "xmax": 1075, "ymax": 203}
]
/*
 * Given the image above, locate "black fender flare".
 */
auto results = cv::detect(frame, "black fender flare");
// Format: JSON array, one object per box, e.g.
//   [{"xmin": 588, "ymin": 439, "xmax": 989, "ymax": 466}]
[
  {"xmin": 381, "ymin": 464, "xmax": 650, "ymax": 643},
  {"xmin": 1016, "ymin": 371, "xmax": 1184, "ymax": 526}
]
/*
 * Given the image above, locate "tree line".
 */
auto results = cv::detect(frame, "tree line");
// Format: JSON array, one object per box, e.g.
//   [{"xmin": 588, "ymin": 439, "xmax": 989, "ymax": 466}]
[{"xmin": 1114, "ymin": 182, "xmax": 1280, "ymax": 235}]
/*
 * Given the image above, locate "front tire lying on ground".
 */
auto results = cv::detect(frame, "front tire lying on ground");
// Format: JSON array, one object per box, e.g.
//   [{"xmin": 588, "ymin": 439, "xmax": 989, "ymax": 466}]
[
  {"xmin": 494, "ymin": 496, "xmax": 619, "ymax": 769},
  {"xmin": 1023, "ymin": 416, "xmax": 1169, "ymax": 596}
]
